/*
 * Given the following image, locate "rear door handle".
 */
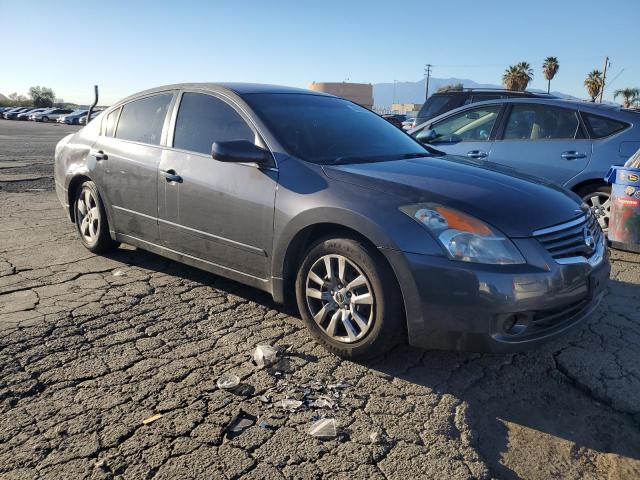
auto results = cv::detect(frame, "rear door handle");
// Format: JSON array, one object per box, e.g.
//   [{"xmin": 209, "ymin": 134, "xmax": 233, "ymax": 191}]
[
  {"xmin": 162, "ymin": 169, "xmax": 183, "ymax": 183},
  {"xmin": 561, "ymin": 151, "xmax": 586, "ymax": 160},
  {"xmin": 90, "ymin": 149, "xmax": 108, "ymax": 161},
  {"xmin": 467, "ymin": 150, "xmax": 488, "ymax": 159}
]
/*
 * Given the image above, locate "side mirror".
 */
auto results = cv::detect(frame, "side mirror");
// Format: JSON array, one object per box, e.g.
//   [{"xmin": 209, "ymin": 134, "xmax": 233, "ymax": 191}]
[
  {"xmin": 211, "ymin": 140, "xmax": 270, "ymax": 164},
  {"xmin": 416, "ymin": 128, "xmax": 437, "ymax": 143}
]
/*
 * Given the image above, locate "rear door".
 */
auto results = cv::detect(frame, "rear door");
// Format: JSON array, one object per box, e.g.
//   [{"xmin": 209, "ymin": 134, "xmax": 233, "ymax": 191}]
[
  {"xmin": 158, "ymin": 91, "xmax": 277, "ymax": 279},
  {"xmin": 489, "ymin": 103, "xmax": 592, "ymax": 186},
  {"xmin": 91, "ymin": 92, "xmax": 175, "ymax": 243},
  {"xmin": 416, "ymin": 104, "xmax": 503, "ymax": 160}
]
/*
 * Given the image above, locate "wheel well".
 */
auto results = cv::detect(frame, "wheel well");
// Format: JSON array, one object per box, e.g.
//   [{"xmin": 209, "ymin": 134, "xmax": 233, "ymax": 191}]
[
  {"xmin": 67, "ymin": 175, "xmax": 91, "ymax": 222},
  {"xmin": 281, "ymin": 223, "xmax": 401, "ymax": 305},
  {"xmin": 571, "ymin": 179, "xmax": 610, "ymax": 197}
]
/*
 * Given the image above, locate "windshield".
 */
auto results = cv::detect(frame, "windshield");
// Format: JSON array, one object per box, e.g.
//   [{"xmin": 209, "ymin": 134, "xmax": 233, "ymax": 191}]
[{"xmin": 243, "ymin": 93, "xmax": 430, "ymax": 164}]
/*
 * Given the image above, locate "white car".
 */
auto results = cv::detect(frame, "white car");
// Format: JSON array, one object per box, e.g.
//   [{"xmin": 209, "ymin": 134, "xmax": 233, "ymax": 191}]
[{"xmin": 33, "ymin": 108, "xmax": 73, "ymax": 122}]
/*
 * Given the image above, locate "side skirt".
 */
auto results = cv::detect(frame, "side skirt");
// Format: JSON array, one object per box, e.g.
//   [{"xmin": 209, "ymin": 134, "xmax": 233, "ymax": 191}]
[{"xmin": 114, "ymin": 232, "xmax": 273, "ymax": 295}]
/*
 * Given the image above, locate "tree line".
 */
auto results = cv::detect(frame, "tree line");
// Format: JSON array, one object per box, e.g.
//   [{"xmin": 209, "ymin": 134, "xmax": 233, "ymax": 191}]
[{"xmin": 0, "ymin": 86, "xmax": 62, "ymax": 108}]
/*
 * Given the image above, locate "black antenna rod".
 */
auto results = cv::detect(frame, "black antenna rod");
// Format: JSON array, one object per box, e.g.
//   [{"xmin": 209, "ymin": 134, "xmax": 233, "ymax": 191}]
[{"xmin": 86, "ymin": 85, "xmax": 98, "ymax": 125}]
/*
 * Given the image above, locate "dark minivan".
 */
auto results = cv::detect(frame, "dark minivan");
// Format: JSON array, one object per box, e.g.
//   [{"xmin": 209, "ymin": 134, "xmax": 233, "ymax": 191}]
[{"xmin": 415, "ymin": 88, "xmax": 551, "ymax": 125}]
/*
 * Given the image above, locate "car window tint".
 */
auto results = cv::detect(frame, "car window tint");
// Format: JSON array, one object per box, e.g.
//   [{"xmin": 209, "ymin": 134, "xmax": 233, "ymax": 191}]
[
  {"xmin": 430, "ymin": 105, "xmax": 501, "ymax": 143},
  {"xmin": 115, "ymin": 94, "xmax": 172, "ymax": 145},
  {"xmin": 464, "ymin": 95, "xmax": 501, "ymax": 105},
  {"xmin": 104, "ymin": 107, "xmax": 121, "ymax": 137},
  {"xmin": 418, "ymin": 95, "xmax": 455, "ymax": 120},
  {"xmin": 173, "ymin": 93, "xmax": 255, "ymax": 155},
  {"xmin": 583, "ymin": 113, "xmax": 628, "ymax": 138},
  {"xmin": 504, "ymin": 105, "xmax": 581, "ymax": 140}
]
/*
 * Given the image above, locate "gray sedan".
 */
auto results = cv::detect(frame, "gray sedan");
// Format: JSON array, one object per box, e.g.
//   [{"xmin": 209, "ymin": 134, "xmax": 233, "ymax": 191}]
[
  {"xmin": 54, "ymin": 83, "xmax": 609, "ymax": 358},
  {"xmin": 410, "ymin": 98, "xmax": 640, "ymax": 231}
]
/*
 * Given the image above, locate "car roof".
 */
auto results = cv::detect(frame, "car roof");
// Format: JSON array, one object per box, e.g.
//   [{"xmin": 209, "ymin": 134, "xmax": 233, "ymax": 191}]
[{"xmin": 116, "ymin": 82, "xmax": 332, "ymax": 106}]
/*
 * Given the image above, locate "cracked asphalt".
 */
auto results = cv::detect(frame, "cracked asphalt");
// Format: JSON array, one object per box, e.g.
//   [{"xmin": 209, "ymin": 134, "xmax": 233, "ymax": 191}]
[{"xmin": 1, "ymin": 121, "xmax": 639, "ymax": 479}]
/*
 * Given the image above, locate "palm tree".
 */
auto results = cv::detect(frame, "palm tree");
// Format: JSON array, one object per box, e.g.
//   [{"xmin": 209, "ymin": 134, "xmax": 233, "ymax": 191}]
[
  {"xmin": 515, "ymin": 62, "xmax": 534, "ymax": 90},
  {"xmin": 614, "ymin": 87, "xmax": 640, "ymax": 108},
  {"xmin": 503, "ymin": 63, "xmax": 534, "ymax": 91},
  {"xmin": 584, "ymin": 70, "xmax": 603, "ymax": 102},
  {"xmin": 542, "ymin": 57, "xmax": 559, "ymax": 94}
]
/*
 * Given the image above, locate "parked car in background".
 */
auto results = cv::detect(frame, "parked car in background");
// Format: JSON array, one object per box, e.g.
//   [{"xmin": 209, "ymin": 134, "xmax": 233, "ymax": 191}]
[
  {"xmin": 32, "ymin": 108, "xmax": 73, "ymax": 122},
  {"xmin": 410, "ymin": 97, "xmax": 640, "ymax": 232},
  {"xmin": 17, "ymin": 107, "xmax": 49, "ymax": 120},
  {"xmin": 60, "ymin": 110, "xmax": 88, "ymax": 125},
  {"xmin": 402, "ymin": 118, "xmax": 416, "ymax": 130},
  {"xmin": 78, "ymin": 110, "xmax": 103, "ymax": 125},
  {"xmin": 54, "ymin": 83, "xmax": 609, "ymax": 358},
  {"xmin": 415, "ymin": 88, "xmax": 553, "ymax": 126},
  {"xmin": 382, "ymin": 113, "xmax": 406, "ymax": 129},
  {"xmin": 2, "ymin": 107, "xmax": 32, "ymax": 119}
]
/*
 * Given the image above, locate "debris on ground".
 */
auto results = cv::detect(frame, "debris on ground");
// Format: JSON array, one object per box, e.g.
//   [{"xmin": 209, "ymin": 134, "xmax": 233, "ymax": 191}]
[
  {"xmin": 142, "ymin": 413, "xmax": 163, "ymax": 425},
  {"xmin": 225, "ymin": 410, "xmax": 256, "ymax": 439},
  {"xmin": 217, "ymin": 373, "xmax": 241, "ymax": 390},
  {"xmin": 274, "ymin": 399, "xmax": 303, "ymax": 411},
  {"xmin": 112, "ymin": 269, "xmax": 125, "ymax": 277},
  {"xmin": 253, "ymin": 344, "xmax": 279, "ymax": 368},
  {"xmin": 94, "ymin": 459, "xmax": 108, "ymax": 471},
  {"xmin": 310, "ymin": 396, "xmax": 335, "ymax": 409},
  {"xmin": 369, "ymin": 431, "xmax": 382, "ymax": 444},
  {"xmin": 308, "ymin": 418, "xmax": 337, "ymax": 439}
]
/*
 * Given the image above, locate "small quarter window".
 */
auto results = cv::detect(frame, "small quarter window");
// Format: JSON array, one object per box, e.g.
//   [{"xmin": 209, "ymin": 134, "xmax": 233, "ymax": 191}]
[
  {"xmin": 104, "ymin": 107, "xmax": 121, "ymax": 137},
  {"xmin": 583, "ymin": 113, "xmax": 628, "ymax": 138}
]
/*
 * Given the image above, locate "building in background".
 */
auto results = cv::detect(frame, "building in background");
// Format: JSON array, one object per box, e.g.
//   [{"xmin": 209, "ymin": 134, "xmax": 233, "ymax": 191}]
[
  {"xmin": 308, "ymin": 82, "xmax": 373, "ymax": 108},
  {"xmin": 390, "ymin": 103, "xmax": 422, "ymax": 114}
]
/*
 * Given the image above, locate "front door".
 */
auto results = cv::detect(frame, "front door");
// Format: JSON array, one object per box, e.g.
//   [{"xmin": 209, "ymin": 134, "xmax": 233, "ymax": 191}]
[
  {"xmin": 92, "ymin": 93, "xmax": 175, "ymax": 243},
  {"xmin": 420, "ymin": 104, "xmax": 503, "ymax": 161},
  {"xmin": 488, "ymin": 104, "xmax": 592, "ymax": 186},
  {"xmin": 158, "ymin": 91, "xmax": 277, "ymax": 280}
]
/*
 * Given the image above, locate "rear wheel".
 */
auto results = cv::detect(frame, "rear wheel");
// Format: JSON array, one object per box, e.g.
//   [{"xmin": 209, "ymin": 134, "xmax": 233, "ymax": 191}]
[
  {"xmin": 578, "ymin": 185, "xmax": 611, "ymax": 233},
  {"xmin": 295, "ymin": 236, "xmax": 404, "ymax": 359},
  {"xmin": 73, "ymin": 181, "xmax": 119, "ymax": 253}
]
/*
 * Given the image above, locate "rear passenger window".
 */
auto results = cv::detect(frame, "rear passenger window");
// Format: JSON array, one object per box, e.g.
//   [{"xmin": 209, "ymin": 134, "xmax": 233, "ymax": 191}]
[
  {"xmin": 104, "ymin": 107, "xmax": 121, "ymax": 137},
  {"xmin": 115, "ymin": 94, "xmax": 172, "ymax": 145},
  {"xmin": 173, "ymin": 93, "xmax": 255, "ymax": 155},
  {"xmin": 503, "ymin": 105, "xmax": 582, "ymax": 140},
  {"xmin": 583, "ymin": 113, "xmax": 628, "ymax": 138}
]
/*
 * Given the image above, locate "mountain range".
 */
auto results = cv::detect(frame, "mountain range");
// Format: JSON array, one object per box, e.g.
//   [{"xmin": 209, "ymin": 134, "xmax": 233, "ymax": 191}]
[{"xmin": 373, "ymin": 77, "xmax": 578, "ymax": 107}]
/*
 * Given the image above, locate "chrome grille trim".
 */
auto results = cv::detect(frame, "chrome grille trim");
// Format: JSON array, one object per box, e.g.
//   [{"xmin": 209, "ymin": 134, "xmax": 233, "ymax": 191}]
[{"xmin": 533, "ymin": 212, "xmax": 605, "ymax": 265}]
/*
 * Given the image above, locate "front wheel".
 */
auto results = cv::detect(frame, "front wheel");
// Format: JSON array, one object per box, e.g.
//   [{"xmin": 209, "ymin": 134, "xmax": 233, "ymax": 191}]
[
  {"xmin": 295, "ymin": 236, "xmax": 404, "ymax": 359},
  {"xmin": 74, "ymin": 181, "xmax": 119, "ymax": 253},
  {"xmin": 579, "ymin": 185, "xmax": 611, "ymax": 233},
  {"xmin": 41, "ymin": 116, "xmax": 49, "ymax": 122}
]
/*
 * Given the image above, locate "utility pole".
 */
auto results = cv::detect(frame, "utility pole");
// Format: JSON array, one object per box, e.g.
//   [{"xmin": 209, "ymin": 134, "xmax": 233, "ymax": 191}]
[
  {"xmin": 424, "ymin": 64, "xmax": 432, "ymax": 100},
  {"xmin": 599, "ymin": 56, "xmax": 609, "ymax": 103}
]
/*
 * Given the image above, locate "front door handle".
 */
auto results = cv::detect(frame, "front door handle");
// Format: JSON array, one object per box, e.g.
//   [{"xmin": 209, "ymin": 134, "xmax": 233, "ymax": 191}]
[
  {"xmin": 467, "ymin": 150, "xmax": 488, "ymax": 159},
  {"xmin": 90, "ymin": 149, "xmax": 108, "ymax": 161},
  {"xmin": 561, "ymin": 151, "xmax": 586, "ymax": 160},
  {"xmin": 162, "ymin": 169, "xmax": 183, "ymax": 183}
]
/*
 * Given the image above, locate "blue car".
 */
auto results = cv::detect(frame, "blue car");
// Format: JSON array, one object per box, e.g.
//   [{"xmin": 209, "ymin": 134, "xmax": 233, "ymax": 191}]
[{"xmin": 410, "ymin": 98, "xmax": 640, "ymax": 231}]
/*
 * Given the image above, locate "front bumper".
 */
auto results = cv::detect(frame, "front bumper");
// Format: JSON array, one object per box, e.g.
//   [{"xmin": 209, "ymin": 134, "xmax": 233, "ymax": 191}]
[{"xmin": 384, "ymin": 235, "xmax": 610, "ymax": 352}]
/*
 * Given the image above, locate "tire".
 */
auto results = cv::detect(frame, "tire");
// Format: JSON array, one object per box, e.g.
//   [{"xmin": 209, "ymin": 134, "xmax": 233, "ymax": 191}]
[
  {"xmin": 73, "ymin": 181, "xmax": 119, "ymax": 253},
  {"xmin": 295, "ymin": 236, "xmax": 404, "ymax": 359},
  {"xmin": 42, "ymin": 116, "xmax": 49, "ymax": 122},
  {"xmin": 577, "ymin": 184, "xmax": 611, "ymax": 233}
]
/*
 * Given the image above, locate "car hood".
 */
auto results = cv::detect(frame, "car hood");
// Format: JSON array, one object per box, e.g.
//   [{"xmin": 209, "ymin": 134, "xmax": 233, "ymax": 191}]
[{"xmin": 322, "ymin": 155, "xmax": 585, "ymax": 237}]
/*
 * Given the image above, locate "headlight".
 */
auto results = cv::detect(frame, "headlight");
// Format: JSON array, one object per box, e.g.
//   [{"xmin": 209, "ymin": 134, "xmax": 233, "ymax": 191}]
[{"xmin": 400, "ymin": 203, "xmax": 525, "ymax": 264}]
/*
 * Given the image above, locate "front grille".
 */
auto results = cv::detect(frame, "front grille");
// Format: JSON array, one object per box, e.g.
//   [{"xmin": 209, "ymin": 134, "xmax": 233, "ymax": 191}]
[
  {"xmin": 533, "ymin": 212, "xmax": 602, "ymax": 260},
  {"xmin": 530, "ymin": 299, "xmax": 590, "ymax": 328}
]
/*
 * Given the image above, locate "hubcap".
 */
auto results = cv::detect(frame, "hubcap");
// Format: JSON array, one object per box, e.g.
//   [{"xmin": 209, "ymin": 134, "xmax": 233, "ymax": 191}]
[
  {"xmin": 76, "ymin": 187, "xmax": 100, "ymax": 244},
  {"xmin": 305, "ymin": 254, "xmax": 374, "ymax": 343},
  {"xmin": 583, "ymin": 192, "xmax": 610, "ymax": 233}
]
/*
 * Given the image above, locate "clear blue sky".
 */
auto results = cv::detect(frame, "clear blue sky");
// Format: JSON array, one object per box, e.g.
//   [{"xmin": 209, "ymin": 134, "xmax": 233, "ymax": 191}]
[{"xmin": 1, "ymin": 0, "xmax": 638, "ymax": 105}]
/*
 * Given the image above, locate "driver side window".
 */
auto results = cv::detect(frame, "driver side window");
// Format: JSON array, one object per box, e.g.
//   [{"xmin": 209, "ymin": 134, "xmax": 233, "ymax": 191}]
[{"xmin": 430, "ymin": 105, "xmax": 501, "ymax": 144}]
